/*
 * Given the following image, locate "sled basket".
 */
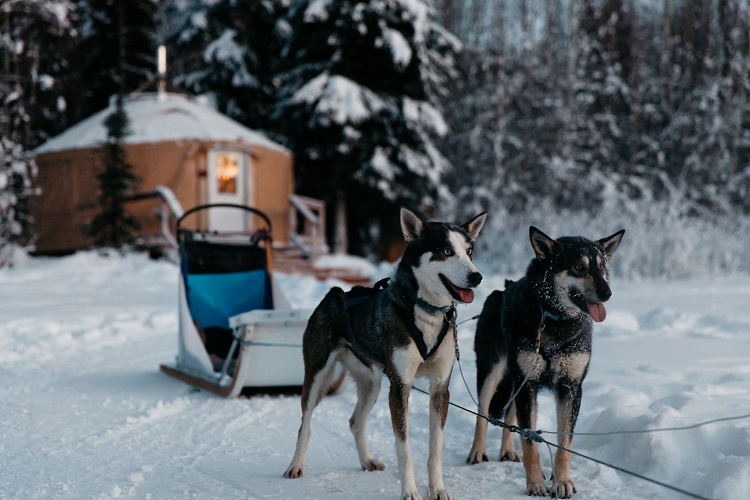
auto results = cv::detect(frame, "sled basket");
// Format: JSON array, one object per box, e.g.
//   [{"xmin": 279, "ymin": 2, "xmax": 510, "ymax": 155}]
[{"xmin": 160, "ymin": 204, "xmax": 309, "ymax": 396}]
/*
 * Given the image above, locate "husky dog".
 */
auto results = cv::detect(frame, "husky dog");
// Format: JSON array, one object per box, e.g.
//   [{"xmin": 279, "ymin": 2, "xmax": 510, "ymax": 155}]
[
  {"xmin": 468, "ymin": 226, "xmax": 624, "ymax": 498},
  {"xmin": 284, "ymin": 208, "xmax": 487, "ymax": 500}
]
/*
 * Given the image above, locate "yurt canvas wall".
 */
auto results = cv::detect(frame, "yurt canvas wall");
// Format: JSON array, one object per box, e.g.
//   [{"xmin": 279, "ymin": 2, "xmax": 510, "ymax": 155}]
[{"xmin": 31, "ymin": 93, "xmax": 293, "ymax": 254}]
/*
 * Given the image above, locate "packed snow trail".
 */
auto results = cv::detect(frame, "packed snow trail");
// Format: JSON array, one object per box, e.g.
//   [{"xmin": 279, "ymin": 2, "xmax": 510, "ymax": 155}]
[{"xmin": 1, "ymin": 252, "xmax": 749, "ymax": 499}]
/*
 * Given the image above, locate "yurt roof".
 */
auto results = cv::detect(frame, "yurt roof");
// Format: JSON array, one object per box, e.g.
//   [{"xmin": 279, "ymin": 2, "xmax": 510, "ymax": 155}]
[{"xmin": 33, "ymin": 93, "xmax": 289, "ymax": 155}]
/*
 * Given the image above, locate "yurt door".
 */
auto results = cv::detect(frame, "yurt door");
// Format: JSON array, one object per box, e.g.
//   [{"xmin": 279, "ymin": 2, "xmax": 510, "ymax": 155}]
[{"xmin": 207, "ymin": 150, "xmax": 252, "ymax": 231}]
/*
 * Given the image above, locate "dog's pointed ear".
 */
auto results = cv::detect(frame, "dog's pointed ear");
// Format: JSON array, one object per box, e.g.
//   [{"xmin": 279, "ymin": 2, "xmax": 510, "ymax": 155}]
[
  {"xmin": 598, "ymin": 229, "xmax": 625, "ymax": 260},
  {"xmin": 462, "ymin": 212, "xmax": 487, "ymax": 241},
  {"xmin": 529, "ymin": 226, "xmax": 555, "ymax": 260},
  {"xmin": 400, "ymin": 207, "xmax": 425, "ymax": 242}
]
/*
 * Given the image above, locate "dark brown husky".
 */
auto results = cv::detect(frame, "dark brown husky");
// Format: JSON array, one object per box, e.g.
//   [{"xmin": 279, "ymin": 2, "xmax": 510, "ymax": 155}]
[{"xmin": 468, "ymin": 226, "xmax": 624, "ymax": 498}]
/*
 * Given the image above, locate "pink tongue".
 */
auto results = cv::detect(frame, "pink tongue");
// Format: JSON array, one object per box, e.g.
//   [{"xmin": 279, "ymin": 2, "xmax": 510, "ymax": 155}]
[
  {"xmin": 454, "ymin": 286, "xmax": 475, "ymax": 304},
  {"xmin": 587, "ymin": 302, "xmax": 607, "ymax": 322}
]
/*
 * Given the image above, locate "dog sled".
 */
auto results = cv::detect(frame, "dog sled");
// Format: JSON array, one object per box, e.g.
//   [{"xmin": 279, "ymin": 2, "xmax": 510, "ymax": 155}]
[{"xmin": 160, "ymin": 203, "xmax": 342, "ymax": 397}]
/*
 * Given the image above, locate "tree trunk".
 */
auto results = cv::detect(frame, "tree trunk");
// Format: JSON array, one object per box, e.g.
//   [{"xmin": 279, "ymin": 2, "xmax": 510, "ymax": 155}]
[
  {"xmin": 333, "ymin": 190, "xmax": 347, "ymax": 254},
  {"xmin": 662, "ymin": 0, "xmax": 673, "ymax": 120}
]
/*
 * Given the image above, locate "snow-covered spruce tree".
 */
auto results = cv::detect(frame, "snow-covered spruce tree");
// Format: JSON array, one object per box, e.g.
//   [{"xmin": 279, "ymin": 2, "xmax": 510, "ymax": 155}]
[
  {"xmin": 656, "ymin": 0, "xmax": 750, "ymax": 217},
  {"xmin": 562, "ymin": 0, "xmax": 634, "ymax": 212},
  {"xmin": 0, "ymin": 138, "xmax": 36, "ymax": 267},
  {"xmin": 167, "ymin": 0, "xmax": 287, "ymax": 131},
  {"xmin": 442, "ymin": 2, "xmax": 576, "ymax": 218},
  {"xmin": 0, "ymin": 0, "xmax": 77, "ymax": 148},
  {"xmin": 69, "ymin": 0, "xmax": 158, "ymax": 124},
  {"xmin": 274, "ymin": 0, "xmax": 460, "ymax": 256},
  {"xmin": 0, "ymin": 0, "xmax": 75, "ymax": 264},
  {"xmin": 87, "ymin": 98, "xmax": 139, "ymax": 249},
  {"xmin": 441, "ymin": 47, "xmax": 507, "ymax": 218}
]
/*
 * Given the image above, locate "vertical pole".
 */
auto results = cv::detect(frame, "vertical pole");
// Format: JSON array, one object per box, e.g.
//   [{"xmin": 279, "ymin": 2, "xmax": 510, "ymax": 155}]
[{"xmin": 158, "ymin": 45, "xmax": 167, "ymax": 99}]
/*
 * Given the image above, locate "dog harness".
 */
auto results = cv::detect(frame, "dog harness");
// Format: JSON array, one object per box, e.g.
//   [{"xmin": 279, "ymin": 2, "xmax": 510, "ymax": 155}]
[
  {"xmin": 535, "ymin": 305, "xmax": 585, "ymax": 361},
  {"xmin": 343, "ymin": 278, "xmax": 457, "ymax": 364}
]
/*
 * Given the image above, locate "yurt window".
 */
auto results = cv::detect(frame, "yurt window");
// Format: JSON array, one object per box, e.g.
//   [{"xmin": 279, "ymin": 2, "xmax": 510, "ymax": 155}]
[
  {"xmin": 216, "ymin": 152, "xmax": 240, "ymax": 194},
  {"xmin": 207, "ymin": 149, "xmax": 251, "ymax": 232}
]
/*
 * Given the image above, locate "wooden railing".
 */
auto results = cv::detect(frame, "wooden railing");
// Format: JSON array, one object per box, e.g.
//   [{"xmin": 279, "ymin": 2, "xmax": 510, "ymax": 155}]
[
  {"xmin": 121, "ymin": 185, "xmax": 184, "ymax": 261},
  {"xmin": 288, "ymin": 194, "xmax": 328, "ymax": 261}
]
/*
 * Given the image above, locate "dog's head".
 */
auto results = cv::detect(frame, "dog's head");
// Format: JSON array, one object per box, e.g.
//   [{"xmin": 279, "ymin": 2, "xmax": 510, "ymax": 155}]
[
  {"xmin": 529, "ymin": 226, "xmax": 625, "ymax": 322},
  {"xmin": 399, "ymin": 208, "xmax": 487, "ymax": 304}
]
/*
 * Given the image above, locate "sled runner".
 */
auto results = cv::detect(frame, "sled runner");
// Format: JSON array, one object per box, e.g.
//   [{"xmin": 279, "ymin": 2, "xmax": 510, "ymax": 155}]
[{"xmin": 160, "ymin": 204, "xmax": 341, "ymax": 396}]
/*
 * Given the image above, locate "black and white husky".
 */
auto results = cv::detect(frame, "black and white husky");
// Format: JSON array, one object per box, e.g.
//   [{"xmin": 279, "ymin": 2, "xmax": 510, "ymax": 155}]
[
  {"xmin": 284, "ymin": 208, "xmax": 487, "ymax": 500},
  {"xmin": 468, "ymin": 226, "xmax": 624, "ymax": 498}
]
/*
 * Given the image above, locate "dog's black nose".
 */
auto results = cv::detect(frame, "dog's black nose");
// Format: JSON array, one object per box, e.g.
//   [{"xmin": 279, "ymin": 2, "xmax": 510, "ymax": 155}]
[
  {"xmin": 598, "ymin": 284, "xmax": 612, "ymax": 301},
  {"xmin": 467, "ymin": 272, "xmax": 483, "ymax": 287}
]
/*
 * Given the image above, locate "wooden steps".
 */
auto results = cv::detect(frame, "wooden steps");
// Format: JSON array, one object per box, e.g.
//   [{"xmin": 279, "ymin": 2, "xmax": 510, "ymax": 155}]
[{"xmin": 272, "ymin": 246, "xmax": 372, "ymax": 286}]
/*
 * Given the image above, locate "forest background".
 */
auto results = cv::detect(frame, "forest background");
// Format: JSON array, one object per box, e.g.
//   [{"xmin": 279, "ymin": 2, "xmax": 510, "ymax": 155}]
[{"xmin": 2, "ymin": 0, "xmax": 749, "ymax": 278}]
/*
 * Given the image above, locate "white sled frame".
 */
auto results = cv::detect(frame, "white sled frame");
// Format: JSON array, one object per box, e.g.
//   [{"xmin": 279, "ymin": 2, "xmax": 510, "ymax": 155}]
[
  {"xmin": 160, "ymin": 203, "xmax": 313, "ymax": 396},
  {"xmin": 160, "ymin": 270, "xmax": 312, "ymax": 397}
]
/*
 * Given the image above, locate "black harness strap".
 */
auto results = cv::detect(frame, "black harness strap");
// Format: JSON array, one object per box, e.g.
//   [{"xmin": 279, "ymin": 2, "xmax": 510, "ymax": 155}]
[
  {"xmin": 343, "ymin": 278, "xmax": 390, "ymax": 365},
  {"xmin": 535, "ymin": 305, "xmax": 586, "ymax": 361},
  {"xmin": 344, "ymin": 319, "xmax": 386, "ymax": 365},
  {"xmin": 398, "ymin": 305, "xmax": 456, "ymax": 361},
  {"xmin": 342, "ymin": 277, "xmax": 456, "ymax": 364}
]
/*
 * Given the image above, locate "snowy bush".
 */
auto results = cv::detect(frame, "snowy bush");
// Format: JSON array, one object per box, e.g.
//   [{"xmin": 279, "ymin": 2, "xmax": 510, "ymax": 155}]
[{"xmin": 472, "ymin": 194, "xmax": 750, "ymax": 280}]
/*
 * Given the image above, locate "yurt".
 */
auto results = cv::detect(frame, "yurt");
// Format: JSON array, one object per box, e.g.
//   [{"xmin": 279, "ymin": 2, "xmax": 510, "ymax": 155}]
[{"xmin": 31, "ymin": 92, "xmax": 294, "ymax": 254}]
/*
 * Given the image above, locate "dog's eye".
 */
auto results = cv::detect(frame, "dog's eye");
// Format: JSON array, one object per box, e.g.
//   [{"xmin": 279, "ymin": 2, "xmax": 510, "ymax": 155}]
[
  {"xmin": 442, "ymin": 248, "xmax": 454, "ymax": 256},
  {"xmin": 574, "ymin": 264, "xmax": 585, "ymax": 272}
]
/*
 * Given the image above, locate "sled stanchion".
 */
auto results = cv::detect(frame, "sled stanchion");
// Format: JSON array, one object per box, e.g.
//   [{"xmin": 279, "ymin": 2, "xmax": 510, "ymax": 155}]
[{"xmin": 219, "ymin": 338, "xmax": 240, "ymax": 380}]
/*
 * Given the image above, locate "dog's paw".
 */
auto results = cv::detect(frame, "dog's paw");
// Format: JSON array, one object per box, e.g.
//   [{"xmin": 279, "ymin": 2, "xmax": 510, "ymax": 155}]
[
  {"xmin": 362, "ymin": 458, "xmax": 386, "ymax": 471},
  {"xmin": 500, "ymin": 449, "xmax": 521, "ymax": 462},
  {"xmin": 429, "ymin": 488, "xmax": 453, "ymax": 500},
  {"xmin": 525, "ymin": 480, "xmax": 548, "ymax": 496},
  {"xmin": 401, "ymin": 488, "xmax": 422, "ymax": 500},
  {"xmin": 549, "ymin": 479, "xmax": 576, "ymax": 498},
  {"xmin": 467, "ymin": 448, "xmax": 489, "ymax": 464},
  {"xmin": 283, "ymin": 464, "xmax": 303, "ymax": 478}
]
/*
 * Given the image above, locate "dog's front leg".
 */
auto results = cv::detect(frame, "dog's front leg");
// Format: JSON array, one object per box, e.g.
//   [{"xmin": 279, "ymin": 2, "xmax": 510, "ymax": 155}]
[
  {"xmin": 390, "ymin": 378, "xmax": 420, "ymax": 500},
  {"xmin": 550, "ymin": 383, "xmax": 582, "ymax": 498},
  {"xmin": 516, "ymin": 386, "xmax": 546, "ymax": 496},
  {"xmin": 388, "ymin": 357, "xmax": 421, "ymax": 500},
  {"xmin": 427, "ymin": 380, "xmax": 452, "ymax": 500}
]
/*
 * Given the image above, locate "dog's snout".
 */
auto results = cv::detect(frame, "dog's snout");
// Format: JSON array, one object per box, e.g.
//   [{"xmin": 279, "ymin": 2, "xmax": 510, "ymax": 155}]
[
  {"xmin": 467, "ymin": 271, "xmax": 483, "ymax": 287},
  {"xmin": 598, "ymin": 284, "xmax": 612, "ymax": 301}
]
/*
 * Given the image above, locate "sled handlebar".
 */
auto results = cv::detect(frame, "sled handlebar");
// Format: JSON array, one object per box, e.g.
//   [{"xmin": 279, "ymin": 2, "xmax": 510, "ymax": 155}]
[{"xmin": 177, "ymin": 204, "xmax": 272, "ymax": 233}]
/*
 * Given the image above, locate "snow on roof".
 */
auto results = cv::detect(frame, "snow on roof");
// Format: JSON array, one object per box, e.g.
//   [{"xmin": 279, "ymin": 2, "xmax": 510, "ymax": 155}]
[{"xmin": 33, "ymin": 93, "xmax": 289, "ymax": 155}]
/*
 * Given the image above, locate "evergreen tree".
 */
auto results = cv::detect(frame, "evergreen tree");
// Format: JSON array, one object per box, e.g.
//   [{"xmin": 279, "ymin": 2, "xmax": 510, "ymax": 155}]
[
  {"xmin": 275, "ymin": 0, "xmax": 460, "ymax": 255},
  {"xmin": 441, "ymin": 47, "xmax": 508, "ymax": 216},
  {"xmin": 564, "ymin": 0, "xmax": 634, "ymax": 210},
  {"xmin": 68, "ymin": 0, "xmax": 158, "ymax": 124},
  {"xmin": 0, "ymin": 0, "xmax": 77, "ymax": 148},
  {"xmin": 167, "ymin": 0, "xmax": 287, "ymax": 131},
  {"xmin": 0, "ymin": 0, "xmax": 75, "ymax": 263},
  {"xmin": 87, "ymin": 98, "xmax": 139, "ymax": 248}
]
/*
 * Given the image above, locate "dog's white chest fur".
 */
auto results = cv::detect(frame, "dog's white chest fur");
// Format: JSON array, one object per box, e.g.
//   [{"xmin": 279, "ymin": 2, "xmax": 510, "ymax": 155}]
[
  {"xmin": 517, "ymin": 350, "xmax": 590, "ymax": 382},
  {"xmin": 414, "ymin": 306, "xmax": 445, "ymax": 350},
  {"xmin": 391, "ymin": 306, "xmax": 455, "ymax": 383}
]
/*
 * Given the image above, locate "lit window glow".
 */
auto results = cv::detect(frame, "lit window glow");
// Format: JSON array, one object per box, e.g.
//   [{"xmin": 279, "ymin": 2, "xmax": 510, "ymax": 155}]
[{"xmin": 216, "ymin": 154, "xmax": 239, "ymax": 193}]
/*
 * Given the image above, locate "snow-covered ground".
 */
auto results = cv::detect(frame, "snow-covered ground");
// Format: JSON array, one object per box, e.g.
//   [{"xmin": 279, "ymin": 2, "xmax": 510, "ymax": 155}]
[{"xmin": 1, "ymin": 252, "xmax": 749, "ymax": 499}]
